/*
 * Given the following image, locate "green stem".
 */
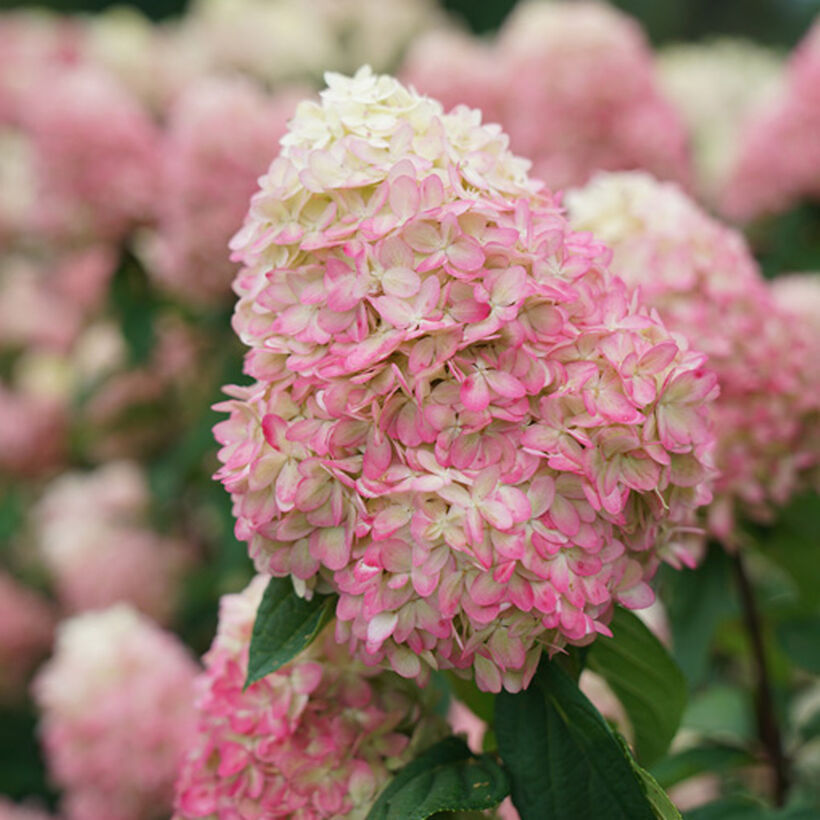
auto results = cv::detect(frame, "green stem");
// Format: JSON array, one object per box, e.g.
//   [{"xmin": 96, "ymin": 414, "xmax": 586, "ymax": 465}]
[{"xmin": 730, "ymin": 550, "xmax": 789, "ymax": 806}]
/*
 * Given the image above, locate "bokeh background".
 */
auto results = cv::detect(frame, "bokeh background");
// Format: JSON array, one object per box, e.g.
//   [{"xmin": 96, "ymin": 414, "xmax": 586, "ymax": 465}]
[{"xmin": 0, "ymin": 0, "xmax": 818, "ymax": 818}]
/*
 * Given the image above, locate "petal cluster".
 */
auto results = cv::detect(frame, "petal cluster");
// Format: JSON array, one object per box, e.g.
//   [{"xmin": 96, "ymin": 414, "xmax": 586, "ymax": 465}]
[
  {"xmin": 33, "ymin": 461, "xmax": 188, "ymax": 622},
  {"xmin": 215, "ymin": 68, "xmax": 717, "ymax": 692},
  {"xmin": 32, "ymin": 605, "xmax": 198, "ymax": 820},
  {"xmin": 173, "ymin": 575, "xmax": 447, "ymax": 820},
  {"xmin": 567, "ymin": 171, "xmax": 820, "ymax": 539},
  {"xmin": 402, "ymin": 0, "xmax": 690, "ymax": 191}
]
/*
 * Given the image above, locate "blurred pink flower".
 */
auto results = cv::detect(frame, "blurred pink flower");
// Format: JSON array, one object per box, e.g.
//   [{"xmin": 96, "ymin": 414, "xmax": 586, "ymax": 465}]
[
  {"xmin": 19, "ymin": 62, "xmax": 159, "ymax": 244},
  {"xmin": 0, "ymin": 571, "xmax": 54, "ymax": 704},
  {"xmin": 0, "ymin": 384, "xmax": 66, "ymax": 478},
  {"xmin": 0, "ymin": 247, "xmax": 116, "ymax": 353},
  {"xmin": 0, "ymin": 11, "xmax": 82, "ymax": 127},
  {"xmin": 34, "ymin": 461, "xmax": 189, "ymax": 622},
  {"xmin": 32, "ymin": 605, "xmax": 198, "ymax": 820},
  {"xmin": 567, "ymin": 172, "xmax": 820, "ymax": 540},
  {"xmin": 143, "ymin": 76, "xmax": 305, "ymax": 304},
  {"xmin": 722, "ymin": 20, "xmax": 820, "ymax": 221},
  {"xmin": 771, "ymin": 273, "xmax": 820, "ymax": 334},
  {"xmin": 173, "ymin": 575, "xmax": 447, "ymax": 820},
  {"xmin": 403, "ymin": 1, "xmax": 690, "ymax": 191},
  {"xmin": 215, "ymin": 69, "xmax": 717, "ymax": 693}
]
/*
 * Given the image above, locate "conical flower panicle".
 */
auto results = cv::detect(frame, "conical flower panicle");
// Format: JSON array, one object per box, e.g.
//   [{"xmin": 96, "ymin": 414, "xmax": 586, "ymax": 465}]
[{"xmin": 215, "ymin": 68, "xmax": 718, "ymax": 692}]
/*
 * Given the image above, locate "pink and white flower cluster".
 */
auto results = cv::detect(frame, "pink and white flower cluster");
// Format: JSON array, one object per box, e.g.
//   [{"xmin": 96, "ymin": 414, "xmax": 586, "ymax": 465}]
[
  {"xmin": 32, "ymin": 605, "xmax": 198, "ymax": 820},
  {"xmin": 0, "ymin": 571, "xmax": 54, "ymax": 703},
  {"xmin": 215, "ymin": 68, "xmax": 717, "ymax": 693},
  {"xmin": 403, "ymin": 0, "xmax": 690, "ymax": 191},
  {"xmin": 12, "ymin": 62, "xmax": 159, "ymax": 247},
  {"xmin": 567, "ymin": 172, "xmax": 820, "ymax": 538},
  {"xmin": 173, "ymin": 575, "xmax": 447, "ymax": 819},
  {"xmin": 142, "ymin": 77, "xmax": 304, "ymax": 303},
  {"xmin": 34, "ymin": 461, "xmax": 188, "ymax": 622},
  {"xmin": 722, "ymin": 19, "xmax": 820, "ymax": 221}
]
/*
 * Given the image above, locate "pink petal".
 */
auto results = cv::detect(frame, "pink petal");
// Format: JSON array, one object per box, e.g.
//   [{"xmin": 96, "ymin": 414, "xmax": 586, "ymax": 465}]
[
  {"xmin": 461, "ymin": 374, "xmax": 490, "ymax": 411},
  {"xmin": 447, "ymin": 236, "xmax": 485, "ymax": 271}
]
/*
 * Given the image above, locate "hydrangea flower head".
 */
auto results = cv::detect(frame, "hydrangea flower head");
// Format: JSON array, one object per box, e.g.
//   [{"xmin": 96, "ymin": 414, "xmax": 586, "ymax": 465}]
[
  {"xmin": 20, "ymin": 62, "xmax": 159, "ymax": 244},
  {"xmin": 403, "ymin": 1, "xmax": 690, "ymax": 191},
  {"xmin": 34, "ymin": 461, "xmax": 188, "ymax": 622},
  {"xmin": 657, "ymin": 39, "xmax": 783, "ymax": 204},
  {"xmin": 216, "ymin": 68, "xmax": 717, "ymax": 692},
  {"xmin": 722, "ymin": 20, "xmax": 820, "ymax": 221},
  {"xmin": 567, "ymin": 171, "xmax": 820, "ymax": 538},
  {"xmin": 173, "ymin": 575, "xmax": 447, "ymax": 819},
  {"xmin": 32, "ymin": 605, "xmax": 198, "ymax": 820}
]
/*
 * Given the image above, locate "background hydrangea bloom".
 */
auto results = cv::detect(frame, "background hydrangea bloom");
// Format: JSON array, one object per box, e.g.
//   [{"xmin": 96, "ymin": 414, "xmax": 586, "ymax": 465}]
[
  {"xmin": 722, "ymin": 20, "xmax": 820, "ymax": 221},
  {"xmin": 33, "ymin": 461, "xmax": 189, "ymax": 621},
  {"xmin": 18, "ymin": 62, "xmax": 159, "ymax": 245},
  {"xmin": 567, "ymin": 171, "xmax": 820, "ymax": 539},
  {"xmin": 141, "ymin": 77, "xmax": 304, "ymax": 304},
  {"xmin": 173, "ymin": 575, "xmax": 448, "ymax": 820},
  {"xmin": 657, "ymin": 39, "xmax": 783, "ymax": 204},
  {"xmin": 215, "ymin": 68, "xmax": 717, "ymax": 692},
  {"xmin": 403, "ymin": 0, "xmax": 690, "ymax": 191},
  {"xmin": 0, "ymin": 247, "xmax": 115, "ymax": 353},
  {"xmin": 32, "ymin": 605, "xmax": 198, "ymax": 820},
  {"xmin": 0, "ymin": 572, "xmax": 54, "ymax": 704},
  {"xmin": 0, "ymin": 383, "xmax": 66, "ymax": 478}
]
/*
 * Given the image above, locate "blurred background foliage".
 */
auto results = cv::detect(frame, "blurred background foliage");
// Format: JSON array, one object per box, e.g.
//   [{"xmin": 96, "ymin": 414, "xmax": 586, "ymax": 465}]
[{"xmin": 0, "ymin": 0, "xmax": 818, "ymax": 46}]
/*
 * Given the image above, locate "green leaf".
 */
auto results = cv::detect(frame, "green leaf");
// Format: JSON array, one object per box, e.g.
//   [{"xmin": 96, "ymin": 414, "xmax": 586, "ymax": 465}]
[
  {"xmin": 650, "ymin": 744, "xmax": 754, "ymax": 790},
  {"xmin": 685, "ymin": 797, "xmax": 770, "ymax": 820},
  {"xmin": 612, "ymin": 733, "xmax": 681, "ymax": 820},
  {"xmin": 657, "ymin": 543, "xmax": 736, "ymax": 685},
  {"xmin": 366, "ymin": 736, "xmax": 509, "ymax": 820},
  {"xmin": 755, "ymin": 492, "xmax": 820, "ymax": 611},
  {"xmin": 109, "ymin": 254, "xmax": 159, "ymax": 365},
  {"xmin": 632, "ymin": 760, "xmax": 682, "ymax": 820},
  {"xmin": 495, "ymin": 659, "xmax": 655, "ymax": 820},
  {"xmin": 587, "ymin": 607, "xmax": 687, "ymax": 766},
  {"xmin": 245, "ymin": 577, "xmax": 336, "ymax": 688},
  {"xmin": 776, "ymin": 616, "xmax": 820, "ymax": 674},
  {"xmin": 682, "ymin": 685, "xmax": 753, "ymax": 743}
]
